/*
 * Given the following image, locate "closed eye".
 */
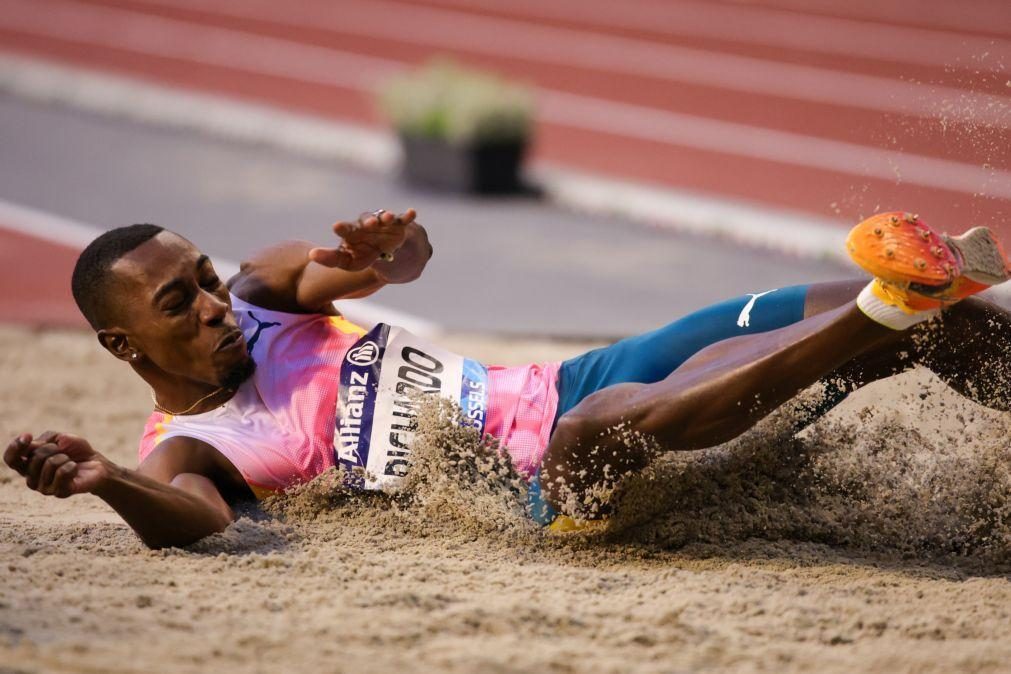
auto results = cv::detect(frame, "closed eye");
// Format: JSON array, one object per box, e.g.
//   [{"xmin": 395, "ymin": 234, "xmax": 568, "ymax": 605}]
[{"xmin": 162, "ymin": 296, "xmax": 188, "ymax": 314}]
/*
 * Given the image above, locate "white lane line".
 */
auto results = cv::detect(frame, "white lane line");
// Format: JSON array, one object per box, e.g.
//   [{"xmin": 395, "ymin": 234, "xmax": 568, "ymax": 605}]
[
  {"xmin": 0, "ymin": 198, "xmax": 441, "ymax": 336},
  {"xmin": 2, "ymin": 10, "xmax": 1009, "ymax": 204},
  {"xmin": 3, "ymin": 13, "xmax": 1006, "ymax": 206},
  {"xmin": 532, "ymin": 165, "xmax": 851, "ymax": 262},
  {"xmin": 4, "ymin": 2, "xmax": 1009, "ymax": 204},
  {"xmin": 0, "ymin": 199, "xmax": 99, "ymax": 248},
  {"xmin": 0, "ymin": 54, "xmax": 857, "ymax": 262},
  {"xmin": 739, "ymin": 0, "xmax": 1011, "ymax": 39},
  {"xmin": 0, "ymin": 52, "xmax": 399, "ymax": 170},
  {"xmin": 538, "ymin": 90, "xmax": 1011, "ymax": 200},
  {"xmin": 410, "ymin": 0, "xmax": 1011, "ymax": 74},
  {"xmin": 1, "ymin": 0, "xmax": 403, "ymax": 90},
  {"xmin": 10, "ymin": 0, "xmax": 1011, "ymax": 130}
]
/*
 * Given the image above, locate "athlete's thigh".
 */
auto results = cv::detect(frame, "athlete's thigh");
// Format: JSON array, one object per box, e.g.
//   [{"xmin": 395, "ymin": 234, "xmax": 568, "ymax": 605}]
[
  {"xmin": 533, "ymin": 284, "xmax": 809, "ymax": 523},
  {"xmin": 555, "ymin": 284, "xmax": 811, "ymax": 417}
]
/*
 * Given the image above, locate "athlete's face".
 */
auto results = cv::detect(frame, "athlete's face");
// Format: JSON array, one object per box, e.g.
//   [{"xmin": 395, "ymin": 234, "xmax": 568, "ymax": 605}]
[{"xmin": 104, "ymin": 232, "xmax": 253, "ymax": 387}]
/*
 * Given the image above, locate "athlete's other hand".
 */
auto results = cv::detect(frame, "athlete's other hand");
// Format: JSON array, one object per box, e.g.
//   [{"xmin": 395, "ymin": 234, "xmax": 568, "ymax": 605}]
[
  {"xmin": 4, "ymin": 432, "xmax": 110, "ymax": 497},
  {"xmin": 308, "ymin": 209, "xmax": 416, "ymax": 272}
]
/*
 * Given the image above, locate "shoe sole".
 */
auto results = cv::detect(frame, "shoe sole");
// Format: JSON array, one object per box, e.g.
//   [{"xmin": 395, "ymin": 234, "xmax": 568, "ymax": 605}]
[
  {"xmin": 944, "ymin": 227, "xmax": 1011, "ymax": 287},
  {"xmin": 846, "ymin": 212, "xmax": 960, "ymax": 286}
]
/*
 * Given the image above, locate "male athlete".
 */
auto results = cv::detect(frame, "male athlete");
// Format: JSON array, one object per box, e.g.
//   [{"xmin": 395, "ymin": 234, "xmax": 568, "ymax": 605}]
[{"xmin": 5, "ymin": 208, "xmax": 1011, "ymax": 546}]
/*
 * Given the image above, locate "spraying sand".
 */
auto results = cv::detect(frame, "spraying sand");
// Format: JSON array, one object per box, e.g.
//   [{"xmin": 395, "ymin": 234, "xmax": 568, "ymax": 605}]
[{"xmin": 1, "ymin": 325, "xmax": 1010, "ymax": 674}]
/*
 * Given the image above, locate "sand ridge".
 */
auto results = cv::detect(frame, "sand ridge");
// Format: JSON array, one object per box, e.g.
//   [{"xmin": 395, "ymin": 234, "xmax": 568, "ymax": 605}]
[{"xmin": 1, "ymin": 326, "xmax": 1010, "ymax": 673}]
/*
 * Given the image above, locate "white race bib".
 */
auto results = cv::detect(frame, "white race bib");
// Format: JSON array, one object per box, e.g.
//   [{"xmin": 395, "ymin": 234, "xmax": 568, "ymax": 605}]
[{"xmin": 334, "ymin": 324, "xmax": 489, "ymax": 490}]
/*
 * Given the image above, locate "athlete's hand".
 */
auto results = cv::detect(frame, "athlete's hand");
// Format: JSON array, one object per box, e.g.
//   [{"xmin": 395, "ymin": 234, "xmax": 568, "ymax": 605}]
[
  {"xmin": 308, "ymin": 209, "xmax": 416, "ymax": 272},
  {"xmin": 4, "ymin": 432, "xmax": 110, "ymax": 497}
]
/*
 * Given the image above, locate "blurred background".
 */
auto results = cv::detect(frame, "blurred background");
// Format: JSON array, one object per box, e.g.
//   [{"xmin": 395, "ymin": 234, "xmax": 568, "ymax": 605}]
[{"xmin": 0, "ymin": 0, "xmax": 1008, "ymax": 337}]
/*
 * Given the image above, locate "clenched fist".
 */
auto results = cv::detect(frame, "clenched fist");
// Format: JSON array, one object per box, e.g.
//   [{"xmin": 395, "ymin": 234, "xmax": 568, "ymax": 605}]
[{"xmin": 4, "ymin": 432, "xmax": 109, "ymax": 498}]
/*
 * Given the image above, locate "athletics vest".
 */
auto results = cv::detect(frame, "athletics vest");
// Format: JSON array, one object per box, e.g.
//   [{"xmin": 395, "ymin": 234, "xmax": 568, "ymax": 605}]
[{"xmin": 138, "ymin": 295, "xmax": 560, "ymax": 497}]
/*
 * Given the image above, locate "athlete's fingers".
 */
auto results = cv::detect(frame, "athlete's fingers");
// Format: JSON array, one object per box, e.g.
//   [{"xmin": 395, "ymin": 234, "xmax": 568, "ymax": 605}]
[
  {"xmin": 335, "ymin": 218, "xmax": 397, "ymax": 244},
  {"xmin": 397, "ymin": 209, "xmax": 417, "ymax": 226},
  {"xmin": 25, "ymin": 443, "xmax": 59, "ymax": 487},
  {"xmin": 308, "ymin": 246, "xmax": 353, "ymax": 269},
  {"xmin": 359, "ymin": 210, "xmax": 407, "ymax": 230},
  {"xmin": 4, "ymin": 434, "xmax": 33, "ymax": 473},
  {"xmin": 362, "ymin": 210, "xmax": 394, "ymax": 227},
  {"xmin": 358, "ymin": 212, "xmax": 381, "ymax": 228},
  {"xmin": 332, "ymin": 220, "xmax": 357, "ymax": 237},
  {"xmin": 343, "ymin": 211, "xmax": 409, "ymax": 245},
  {"xmin": 325, "ymin": 210, "xmax": 406, "ymax": 263},
  {"xmin": 346, "ymin": 226, "xmax": 381, "ymax": 244},
  {"xmin": 375, "ymin": 210, "xmax": 408, "ymax": 232},
  {"xmin": 51, "ymin": 460, "xmax": 79, "ymax": 498},
  {"xmin": 25, "ymin": 443, "xmax": 60, "ymax": 490},
  {"xmin": 36, "ymin": 430, "xmax": 60, "ymax": 445},
  {"xmin": 37, "ymin": 453, "xmax": 71, "ymax": 496}
]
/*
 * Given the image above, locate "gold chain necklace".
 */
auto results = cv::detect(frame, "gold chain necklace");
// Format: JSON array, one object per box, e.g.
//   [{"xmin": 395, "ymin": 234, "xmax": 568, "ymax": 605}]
[{"xmin": 151, "ymin": 387, "xmax": 231, "ymax": 416}]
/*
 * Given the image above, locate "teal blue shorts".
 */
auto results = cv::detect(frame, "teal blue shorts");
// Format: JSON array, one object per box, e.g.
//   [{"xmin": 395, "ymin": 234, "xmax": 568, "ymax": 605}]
[{"xmin": 529, "ymin": 285, "xmax": 811, "ymax": 525}]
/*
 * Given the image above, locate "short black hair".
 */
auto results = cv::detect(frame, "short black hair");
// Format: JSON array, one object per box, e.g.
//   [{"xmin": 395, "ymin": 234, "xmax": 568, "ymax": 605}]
[{"xmin": 71, "ymin": 224, "xmax": 165, "ymax": 330}]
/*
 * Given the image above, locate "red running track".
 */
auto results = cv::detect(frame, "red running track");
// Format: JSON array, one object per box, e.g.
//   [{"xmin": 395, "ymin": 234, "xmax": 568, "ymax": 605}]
[
  {"xmin": 0, "ymin": 226, "xmax": 85, "ymax": 328},
  {"xmin": 1, "ymin": 0, "xmax": 1009, "ymax": 242}
]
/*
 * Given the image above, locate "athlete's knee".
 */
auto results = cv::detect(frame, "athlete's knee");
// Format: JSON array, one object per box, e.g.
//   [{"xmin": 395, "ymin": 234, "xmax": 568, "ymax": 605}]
[
  {"xmin": 551, "ymin": 410, "xmax": 589, "ymax": 447},
  {"xmin": 541, "ymin": 412, "xmax": 619, "ymax": 517},
  {"xmin": 541, "ymin": 388, "xmax": 657, "ymax": 518},
  {"xmin": 545, "ymin": 384, "xmax": 645, "ymax": 457},
  {"xmin": 543, "ymin": 409, "xmax": 602, "ymax": 471}
]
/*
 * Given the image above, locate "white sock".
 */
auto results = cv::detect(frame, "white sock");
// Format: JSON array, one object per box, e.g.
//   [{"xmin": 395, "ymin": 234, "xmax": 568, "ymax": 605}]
[{"xmin": 856, "ymin": 282, "xmax": 940, "ymax": 330}]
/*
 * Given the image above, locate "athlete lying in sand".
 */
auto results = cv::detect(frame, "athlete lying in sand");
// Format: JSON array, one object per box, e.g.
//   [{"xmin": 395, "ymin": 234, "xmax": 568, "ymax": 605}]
[{"xmin": 5, "ymin": 209, "xmax": 1011, "ymax": 546}]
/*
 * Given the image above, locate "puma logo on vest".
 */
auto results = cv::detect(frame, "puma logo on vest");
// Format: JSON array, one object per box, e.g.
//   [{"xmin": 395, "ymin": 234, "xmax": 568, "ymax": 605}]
[
  {"xmin": 736, "ymin": 289, "xmax": 778, "ymax": 328},
  {"xmin": 246, "ymin": 312, "xmax": 281, "ymax": 353}
]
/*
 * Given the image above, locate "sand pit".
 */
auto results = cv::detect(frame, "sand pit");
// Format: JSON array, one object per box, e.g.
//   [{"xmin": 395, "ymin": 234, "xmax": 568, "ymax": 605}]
[{"xmin": 2, "ymin": 324, "xmax": 1010, "ymax": 674}]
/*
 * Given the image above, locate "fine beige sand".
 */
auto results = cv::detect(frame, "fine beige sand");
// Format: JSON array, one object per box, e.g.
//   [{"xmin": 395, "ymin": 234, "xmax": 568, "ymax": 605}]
[{"xmin": 2, "ymin": 324, "xmax": 1010, "ymax": 674}]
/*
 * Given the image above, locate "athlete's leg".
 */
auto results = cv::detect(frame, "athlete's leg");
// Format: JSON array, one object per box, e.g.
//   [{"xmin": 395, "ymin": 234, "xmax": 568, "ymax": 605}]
[
  {"xmin": 549, "ymin": 279, "xmax": 900, "ymax": 434},
  {"xmin": 542, "ymin": 296, "xmax": 1011, "ymax": 516},
  {"xmin": 900, "ymin": 298, "xmax": 1011, "ymax": 410},
  {"xmin": 538, "ymin": 215, "xmax": 1011, "ymax": 520},
  {"xmin": 801, "ymin": 280, "xmax": 1011, "ymax": 412},
  {"xmin": 527, "ymin": 284, "xmax": 813, "ymax": 524},
  {"xmin": 553, "ymin": 285, "xmax": 812, "ymax": 418},
  {"xmin": 543, "ymin": 290, "xmax": 1011, "ymax": 520},
  {"xmin": 541, "ymin": 302, "xmax": 902, "ymax": 517}
]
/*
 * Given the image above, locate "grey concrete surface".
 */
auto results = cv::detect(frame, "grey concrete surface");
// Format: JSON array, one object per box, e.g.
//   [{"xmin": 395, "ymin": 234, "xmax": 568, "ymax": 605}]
[{"xmin": 0, "ymin": 94, "xmax": 853, "ymax": 337}]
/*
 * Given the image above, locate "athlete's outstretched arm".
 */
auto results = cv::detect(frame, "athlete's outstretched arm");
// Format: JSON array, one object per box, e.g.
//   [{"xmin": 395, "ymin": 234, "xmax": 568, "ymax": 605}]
[
  {"xmin": 4, "ymin": 432, "xmax": 236, "ymax": 549},
  {"xmin": 229, "ymin": 209, "xmax": 432, "ymax": 314}
]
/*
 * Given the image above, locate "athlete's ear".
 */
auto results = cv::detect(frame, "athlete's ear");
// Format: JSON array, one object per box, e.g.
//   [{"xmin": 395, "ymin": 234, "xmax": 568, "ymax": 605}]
[{"xmin": 97, "ymin": 328, "xmax": 140, "ymax": 363}]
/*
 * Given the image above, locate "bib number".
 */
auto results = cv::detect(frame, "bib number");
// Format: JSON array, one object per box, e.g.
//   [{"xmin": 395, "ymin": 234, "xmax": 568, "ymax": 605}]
[{"xmin": 334, "ymin": 324, "xmax": 488, "ymax": 490}]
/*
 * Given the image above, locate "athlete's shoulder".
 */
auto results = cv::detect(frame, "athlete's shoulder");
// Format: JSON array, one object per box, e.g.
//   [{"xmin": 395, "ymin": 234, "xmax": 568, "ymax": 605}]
[
  {"xmin": 228, "ymin": 240, "xmax": 338, "ymax": 315},
  {"xmin": 138, "ymin": 434, "xmax": 252, "ymax": 500}
]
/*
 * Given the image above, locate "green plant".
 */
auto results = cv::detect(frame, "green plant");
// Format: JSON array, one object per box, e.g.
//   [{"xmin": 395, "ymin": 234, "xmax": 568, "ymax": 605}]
[{"xmin": 378, "ymin": 60, "xmax": 533, "ymax": 145}]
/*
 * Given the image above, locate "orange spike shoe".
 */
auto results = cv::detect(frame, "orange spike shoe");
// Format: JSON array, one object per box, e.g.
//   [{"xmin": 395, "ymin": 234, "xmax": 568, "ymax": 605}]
[{"xmin": 847, "ymin": 212, "xmax": 1011, "ymax": 312}]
